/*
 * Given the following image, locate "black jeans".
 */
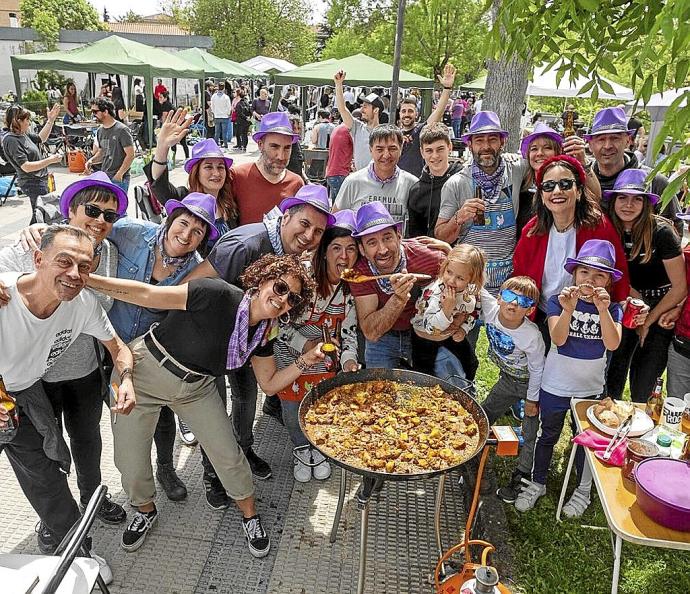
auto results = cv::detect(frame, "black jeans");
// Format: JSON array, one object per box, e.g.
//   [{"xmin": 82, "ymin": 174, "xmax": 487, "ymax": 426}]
[
  {"xmin": 154, "ymin": 406, "xmax": 176, "ymax": 466},
  {"xmin": 412, "ymin": 333, "xmax": 479, "ymax": 381},
  {"xmin": 21, "ymin": 177, "xmax": 49, "ymax": 225},
  {"xmin": 606, "ymin": 322, "xmax": 674, "ymax": 402},
  {"xmin": 43, "ymin": 368, "xmax": 104, "ymax": 504},
  {"xmin": 1, "ymin": 404, "xmax": 80, "ymax": 543},
  {"xmin": 236, "ymin": 123, "xmax": 249, "ymax": 150}
]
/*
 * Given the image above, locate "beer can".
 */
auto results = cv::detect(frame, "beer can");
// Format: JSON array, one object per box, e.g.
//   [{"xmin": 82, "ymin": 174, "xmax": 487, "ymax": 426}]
[{"xmin": 622, "ymin": 298, "xmax": 645, "ymax": 329}]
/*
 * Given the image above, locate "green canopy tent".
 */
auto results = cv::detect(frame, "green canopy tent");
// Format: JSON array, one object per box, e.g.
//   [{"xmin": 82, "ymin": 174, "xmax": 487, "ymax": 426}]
[
  {"xmin": 10, "ymin": 35, "xmax": 206, "ymax": 147},
  {"xmin": 176, "ymin": 48, "xmax": 264, "ymax": 80},
  {"xmin": 273, "ymin": 53, "xmax": 435, "ymax": 119}
]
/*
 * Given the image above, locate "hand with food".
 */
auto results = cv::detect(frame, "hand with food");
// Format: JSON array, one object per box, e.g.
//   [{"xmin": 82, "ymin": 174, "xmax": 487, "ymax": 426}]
[
  {"xmin": 592, "ymin": 286, "xmax": 611, "ymax": 313},
  {"xmin": 558, "ymin": 286, "xmax": 579, "ymax": 313},
  {"xmin": 390, "ymin": 271, "xmax": 416, "ymax": 303}
]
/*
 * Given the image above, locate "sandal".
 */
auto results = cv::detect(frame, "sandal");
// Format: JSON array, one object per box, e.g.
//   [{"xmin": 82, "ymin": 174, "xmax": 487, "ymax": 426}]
[{"xmin": 562, "ymin": 488, "xmax": 591, "ymax": 518}]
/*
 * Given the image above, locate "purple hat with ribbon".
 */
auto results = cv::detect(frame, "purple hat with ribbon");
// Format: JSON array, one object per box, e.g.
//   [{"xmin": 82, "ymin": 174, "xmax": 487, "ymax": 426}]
[
  {"xmin": 583, "ymin": 107, "xmax": 635, "ymax": 140},
  {"xmin": 279, "ymin": 184, "xmax": 336, "ymax": 226},
  {"xmin": 564, "ymin": 239, "xmax": 623, "ymax": 281},
  {"xmin": 332, "ymin": 209, "xmax": 356, "ymax": 233},
  {"xmin": 460, "ymin": 111, "xmax": 509, "ymax": 144},
  {"xmin": 184, "ymin": 138, "xmax": 233, "ymax": 174},
  {"xmin": 59, "ymin": 171, "xmax": 128, "ymax": 218},
  {"xmin": 252, "ymin": 111, "xmax": 300, "ymax": 144},
  {"xmin": 164, "ymin": 192, "xmax": 220, "ymax": 241},
  {"xmin": 602, "ymin": 169, "xmax": 660, "ymax": 204},
  {"xmin": 520, "ymin": 122, "xmax": 563, "ymax": 158},
  {"xmin": 352, "ymin": 201, "xmax": 403, "ymax": 238}
]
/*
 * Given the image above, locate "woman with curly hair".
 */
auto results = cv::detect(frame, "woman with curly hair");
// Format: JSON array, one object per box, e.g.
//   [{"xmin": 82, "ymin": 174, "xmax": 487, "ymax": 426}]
[
  {"xmin": 513, "ymin": 154, "xmax": 630, "ymax": 339},
  {"xmin": 86, "ymin": 253, "xmax": 324, "ymax": 559}
]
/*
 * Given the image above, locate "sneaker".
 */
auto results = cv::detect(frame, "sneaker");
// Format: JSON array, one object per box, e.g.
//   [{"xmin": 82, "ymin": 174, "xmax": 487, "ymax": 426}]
[
  {"xmin": 562, "ymin": 488, "xmax": 591, "ymax": 518},
  {"xmin": 262, "ymin": 395, "xmax": 284, "ymax": 425},
  {"xmin": 35, "ymin": 521, "xmax": 59, "ymax": 554},
  {"xmin": 203, "ymin": 471, "xmax": 230, "ymax": 511},
  {"xmin": 156, "ymin": 462, "xmax": 188, "ymax": 502},
  {"xmin": 91, "ymin": 553, "xmax": 113, "ymax": 585},
  {"xmin": 79, "ymin": 493, "xmax": 126, "ymax": 524},
  {"xmin": 496, "ymin": 470, "xmax": 530, "ymax": 504},
  {"xmin": 511, "ymin": 399, "xmax": 525, "ymax": 421},
  {"xmin": 242, "ymin": 515, "xmax": 271, "ymax": 558},
  {"xmin": 293, "ymin": 447, "xmax": 312, "ymax": 483},
  {"xmin": 245, "ymin": 448, "xmax": 272, "ymax": 480},
  {"xmin": 176, "ymin": 415, "xmax": 198, "ymax": 446},
  {"xmin": 121, "ymin": 508, "xmax": 158, "ymax": 552},
  {"xmin": 514, "ymin": 479, "xmax": 546, "ymax": 512},
  {"xmin": 311, "ymin": 448, "xmax": 332, "ymax": 481}
]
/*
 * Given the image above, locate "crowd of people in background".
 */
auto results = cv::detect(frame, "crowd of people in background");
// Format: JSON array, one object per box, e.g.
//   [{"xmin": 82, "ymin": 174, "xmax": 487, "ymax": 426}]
[{"xmin": 0, "ymin": 63, "xmax": 689, "ymax": 588}]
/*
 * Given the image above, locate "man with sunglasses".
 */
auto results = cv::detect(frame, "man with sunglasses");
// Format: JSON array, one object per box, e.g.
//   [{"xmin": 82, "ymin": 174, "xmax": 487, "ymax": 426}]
[
  {"xmin": 183, "ymin": 185, "xmax": 334, "ymax": 486},
  {"xmin": 86, "ymin": 98, "xmax": 135, "ymax": 193}
]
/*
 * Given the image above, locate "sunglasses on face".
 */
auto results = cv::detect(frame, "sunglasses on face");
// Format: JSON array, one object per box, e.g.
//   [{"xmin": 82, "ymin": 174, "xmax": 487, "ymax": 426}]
[
  {"xmin": 84, "ymin": 203, "xmax": 120, "ymax": 223},
  {"xmin": 272, "ymin": 279, "xmax": 303, "ymax": 308},
  {"xmin": 499, "ymin": 288, "xmax": 535, "ymax": 308},
  {"xmin": 540, "ymin": 178, "xmax": 577, "ymax": 193}
]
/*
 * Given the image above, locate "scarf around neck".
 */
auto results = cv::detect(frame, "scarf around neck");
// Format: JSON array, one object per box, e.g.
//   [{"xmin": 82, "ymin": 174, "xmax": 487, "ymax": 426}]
[
  {"xmin": 263, "ymin": 214, "xmax": 285, "ymax": 256},
  {"xmin": 227, "ymin": 293, "xmax": 268, "ymax": 369},
  {"xmin": 367, "ymin": 245, "xmax": 407, "ymax": 295},
  {"xmin": 471, "ymin": 157, "xmax": 506, "ymax": 203},
  {"xmin": 156, "ymin": 225, "xmax": 195, "ymax": 270}
]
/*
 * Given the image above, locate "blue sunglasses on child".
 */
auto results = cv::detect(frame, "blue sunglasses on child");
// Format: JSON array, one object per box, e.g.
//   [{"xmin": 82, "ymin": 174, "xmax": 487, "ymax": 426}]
[{"xmin": 499, "ymin": 288, "xmax": 535, "ymax": 308}]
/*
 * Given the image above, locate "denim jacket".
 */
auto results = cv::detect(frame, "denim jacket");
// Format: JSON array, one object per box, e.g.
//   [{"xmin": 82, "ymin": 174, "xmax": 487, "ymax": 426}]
[{"xmin": 108, "ymin": 218, "xmax": 201, "ymax": 343}]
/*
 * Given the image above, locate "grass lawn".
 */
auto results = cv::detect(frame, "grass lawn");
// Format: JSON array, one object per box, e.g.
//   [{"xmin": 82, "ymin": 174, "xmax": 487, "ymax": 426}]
[{"xmin": 472, "ymin": 333, "xmax": 690, "ymax": 594}]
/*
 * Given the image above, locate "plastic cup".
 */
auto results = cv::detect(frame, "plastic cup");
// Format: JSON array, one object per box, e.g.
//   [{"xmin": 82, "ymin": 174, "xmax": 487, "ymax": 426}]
[{"xmin": 662, "ymin": 396, "xmax": 685, "ymax": 431}]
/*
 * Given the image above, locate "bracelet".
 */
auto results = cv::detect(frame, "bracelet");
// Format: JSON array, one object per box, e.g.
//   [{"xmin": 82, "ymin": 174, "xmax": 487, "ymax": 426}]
[
  {"xmin": 443, "ymin": 86, "xmax": 452, "ymax": 90},
  {"xmin": 120, "ymin": 367, "xmax": 134, "ymax": 381},
  {"xmin": 295, "ymin": 356, "xmax": 309, "ymax": 372},
  {"xmin": 454, "ymin": 210, "xmax": 461, "ymax": 226},
  {"xmin": 152, "ymin": 158, "xmax": 167, "ymax": 166}
]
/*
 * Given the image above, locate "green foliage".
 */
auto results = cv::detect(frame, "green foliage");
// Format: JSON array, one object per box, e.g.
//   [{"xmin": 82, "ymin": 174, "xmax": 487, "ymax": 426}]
[
  {"xmin": 34, "ymin": 70, "xmax": 71, "ymax": 93},
  {"xmin": 183, "ymin": 0, "xmax": 316, "ymax": 65},
  {"xmin": 487, "ymin": 0, "xmax": 690, "ymax": 206},
  {"xmin": 30, "ymin": 10, "xmax": 59, "ymax": 50},
  {"xmin": 20, "ymin": 0, "xmax": 106, "ymax": 49},
  {"xmin": 116, "ymin": 10, "xmax": 145, "ymax": 23}
]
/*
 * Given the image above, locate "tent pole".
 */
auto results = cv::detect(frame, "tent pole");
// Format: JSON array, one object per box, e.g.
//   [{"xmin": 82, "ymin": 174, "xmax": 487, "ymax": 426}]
[
  {"xmin": 389, "ymin": 0, "xmax": 407, "ymax": 119},
  {"xmin": 147, "ymin": 75, "xmax": 154, "ymax": 150},
  {"xmin": 13, "ymin": 65, "xmax": 22, "ymax": 100},
  {"xmin": 300, "ymin": 86, "xmax": 308, "ymax": 123}
]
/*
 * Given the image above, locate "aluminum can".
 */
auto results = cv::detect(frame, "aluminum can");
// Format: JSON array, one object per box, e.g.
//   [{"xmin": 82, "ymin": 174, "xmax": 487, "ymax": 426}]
[{"xmin": 622, "ymin": 298, "xmax": 645, "ymax": 329}]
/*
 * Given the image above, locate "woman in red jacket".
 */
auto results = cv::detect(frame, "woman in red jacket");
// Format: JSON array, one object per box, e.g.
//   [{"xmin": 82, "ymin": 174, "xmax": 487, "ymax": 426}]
[{"xmin": 513, "ymin": 155, "xmax": 630, "ymax": 340}]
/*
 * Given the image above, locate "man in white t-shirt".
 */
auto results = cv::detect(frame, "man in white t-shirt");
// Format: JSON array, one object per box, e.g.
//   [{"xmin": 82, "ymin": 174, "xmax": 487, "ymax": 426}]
[{"xmin": 0, "ymin": 225, "xmax": 134, "ymax": 568}]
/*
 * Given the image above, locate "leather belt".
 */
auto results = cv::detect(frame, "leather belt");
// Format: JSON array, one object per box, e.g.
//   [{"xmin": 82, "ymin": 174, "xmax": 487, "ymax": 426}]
[{"xmin": 144, "ymin": 333, "xmax": 207, "ymax": 383}]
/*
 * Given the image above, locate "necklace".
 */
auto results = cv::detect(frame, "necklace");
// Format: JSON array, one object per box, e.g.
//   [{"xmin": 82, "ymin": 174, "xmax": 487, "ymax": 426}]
[{"xmin": 554, "ymin": 219, "xmax": 575, "ymax": 233}]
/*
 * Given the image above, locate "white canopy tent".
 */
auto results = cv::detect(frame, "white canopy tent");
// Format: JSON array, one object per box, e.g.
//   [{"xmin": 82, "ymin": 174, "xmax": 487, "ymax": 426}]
[
  {"xmin": 639, "ymin": 87, "xmax": 689, "ymax": 166},
  {"xmin": 241, "ymin": 56, "xmax": 296, "ymax": 74}
]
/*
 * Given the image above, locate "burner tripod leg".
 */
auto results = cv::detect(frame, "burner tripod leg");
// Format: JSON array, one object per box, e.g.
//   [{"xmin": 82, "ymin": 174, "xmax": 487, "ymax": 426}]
[
  {"xmin": 435, "ymin": 474, "xmax": 447, "ymax": 576},
  {"xmin": 356, "ymin": 499, "xmax": 370, "ymax": 594},
  {"xmin": 329, "ymin": 468, "xmax": 347, "ymax": 543}
]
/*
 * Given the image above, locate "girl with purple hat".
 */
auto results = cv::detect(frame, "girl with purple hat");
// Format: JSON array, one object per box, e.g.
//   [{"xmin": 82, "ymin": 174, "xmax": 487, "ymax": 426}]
[
  {"xmin": 273, "ymin": 209, "xmax": 362, "ymax": 482},
  {"xmin": 145, "ymin": 109, "xmax": 239, "ymax": 250},
  {"xmin": 604, "ymin": 169, "xmax": 686, "ymax": 403}
]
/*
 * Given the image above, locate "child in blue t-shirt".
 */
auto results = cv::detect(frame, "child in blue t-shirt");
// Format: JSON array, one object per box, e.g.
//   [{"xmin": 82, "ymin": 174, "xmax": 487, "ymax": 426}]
[{"xmin": 515, "ymin": 240, "xmax": 623, "ymax": 516}]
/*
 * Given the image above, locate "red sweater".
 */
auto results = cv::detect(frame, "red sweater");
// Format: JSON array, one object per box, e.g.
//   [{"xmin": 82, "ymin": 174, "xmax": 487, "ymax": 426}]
[
  {"xmin": 512, "ymin": 215, "xmax": 631, "ymax": 313},
  {"xmin": 675, "ymin": 244, "xmax": 690, "ymax": 341}
]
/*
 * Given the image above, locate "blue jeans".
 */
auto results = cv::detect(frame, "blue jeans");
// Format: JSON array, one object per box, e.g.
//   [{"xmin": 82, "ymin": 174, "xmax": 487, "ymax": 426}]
[
  {"xmin": 434, "ymin": 346, "xmax": 466, "ymax": 387},
  {"xmin": 365, "ymin": 330, "xmax": 413, "ymax": 369},
  {"xmin": 110, "ymin": 176, "xmax": 130, "ymax": 193},
  {"xmin": 215, "ymin": 118, "xmax": 230, "ymax": 147},
  {"xmin": 280, "ymin": 400, "xmax": 308, "ymax": 447},
  {"xmin": 327, "ymin": 175, "xmax": 347, "ymax": 205},
  {"xmin": 451, "ymin": 118, "xmax": 463, "ymax": 139}
]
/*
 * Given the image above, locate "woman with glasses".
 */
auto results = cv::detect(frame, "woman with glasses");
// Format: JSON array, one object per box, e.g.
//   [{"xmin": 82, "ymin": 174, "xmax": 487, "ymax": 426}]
[
  {"xmin": 512, "ymin": 155, "xmax": 631, "ymax": 343},
  {"xmin": 1, "ymin": 103, "xmax": 62, "ymax": 224},
  {"xmin": 0, "ymin": 172, "xmax": 130, "ymax": 540},
  {"xmin": 604, "ymin": 169, "xmax": 686, "ymax": 402},
  {"xmin": 86, "ymin": 253, "xmax": 324, "ymax": 558}
]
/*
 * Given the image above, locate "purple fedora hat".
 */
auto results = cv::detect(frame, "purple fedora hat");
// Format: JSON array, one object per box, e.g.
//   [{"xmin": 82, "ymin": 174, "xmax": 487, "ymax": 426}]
[
  {"xmin": 164, "ymin": 192, "xmax": 220, "ymax": 241},
  {"xmin": 583, "ymin": 107, "xmax": 634, "ymax": 140},
  {"xmin": 564, "ymin": 239, "xmax": 623, "ymax": 281},
  {"xmin": 332, "ymin": 209, "xmax": 356, "ymax": 233},
  {"xmin": 520, "ymin": 122, "xmax": 563, "ymax": 158},
  {"xmin": 352, "ymin": 201, "xmax": 403, "ymax": 238},
  {"xmin": 460, "ymin": 111, "xmax": 509, "ymax": 144},
  {"xmin": 59, "ymin": 171, "xmax": 128, "ymax": 219},
  {"xmin": 252, "ymin": 112, "xmax": 300, "ymax": 144},
  {"xmin": 184, "ymin": 138, "xmax": 233, "ymax": 174},
  {"xmin": 602, "ymin": 168, "xmax": 660, "ymax": 204},
  {"xmin": 279, "ymin": 184, "xmax": 336, "ymax": 226}
]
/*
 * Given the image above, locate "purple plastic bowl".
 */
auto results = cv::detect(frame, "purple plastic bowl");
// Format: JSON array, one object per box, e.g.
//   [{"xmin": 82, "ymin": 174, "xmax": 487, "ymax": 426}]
[{"xmin": 635, "ymin": 458, "xmax": 690, "ymax": 532}]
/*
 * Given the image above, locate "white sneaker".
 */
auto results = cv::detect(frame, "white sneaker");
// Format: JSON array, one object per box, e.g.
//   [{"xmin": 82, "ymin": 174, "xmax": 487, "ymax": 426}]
[
  {"xmin": 562, "ymin": 488, "xmax": 591, "ymax": 518},
  {"xmin": 91, "ymin": 552, "xmax": 113, "ymax": 585},
  {"xmin": 293, "ymin": 447, "xmax": 312, "ymax": 483},
  {"xmin": 311, "ymin": 448, "xmax": 332, "ymax": 480},
  {"xmin": 176, "ymin": 415, "xmax": 197, "ymax": 446},
  {"xmin": 514, "ymin": 479, "xmax": 546, "ymax": 512}
]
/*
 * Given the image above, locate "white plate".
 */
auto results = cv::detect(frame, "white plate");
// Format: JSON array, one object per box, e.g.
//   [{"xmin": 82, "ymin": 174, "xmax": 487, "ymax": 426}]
[{"xmin": 586, "ymin": 404, "xmax": 654, "ymax": 437}]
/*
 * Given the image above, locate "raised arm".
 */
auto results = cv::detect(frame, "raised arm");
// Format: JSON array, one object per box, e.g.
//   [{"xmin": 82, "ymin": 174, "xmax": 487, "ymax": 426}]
[
  {"xmin": 333, "ymin": 70, "xmax": 354, "ymax": 130},
  {"xmin": 38, "ymin": 103, "xmax": 61, "ymax": 143},
  {"xmin": 427, "ymin": 64, "xmax": 456, "ymax": 126},
  {"xmin": 88, "ymin": 273, "xmax": 189, "ymax": 310},
  {"xmin": 152, "ymin": 109, "xmax": 192, "ymax": 181}
]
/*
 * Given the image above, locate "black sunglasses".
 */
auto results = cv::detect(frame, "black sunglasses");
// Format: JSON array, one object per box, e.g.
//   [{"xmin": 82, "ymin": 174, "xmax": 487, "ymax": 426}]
[
  {"xmin": 540, "ymin": 178, "xmax": 577, "ymax": 193},
  {"xmin": 84, "ymin": 203, "xmax": 120, "ymax": 223},
  {"xmin": 273, "ymin": 279, "xmax": 303, "ymax": 308}
]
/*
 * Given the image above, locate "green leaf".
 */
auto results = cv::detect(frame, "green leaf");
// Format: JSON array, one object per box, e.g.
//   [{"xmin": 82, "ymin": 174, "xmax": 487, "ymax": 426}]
[
  {"xmin": 656, "ymin": 64, "xmax": 667, "ymax": 90},
  {"xmin": 639, "ymin": 75, "xmax": 654, "ymax": 104},
  {"xmin": 675, "ymin": 59, "xmax": 689, "ymax": 88}
]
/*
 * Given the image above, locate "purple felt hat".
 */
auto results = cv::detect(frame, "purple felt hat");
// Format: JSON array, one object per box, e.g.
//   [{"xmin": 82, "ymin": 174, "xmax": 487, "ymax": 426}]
[
  {"xmin": 332, "ymin": 209, "xmax": 356, "ymax": 233},
  {"xmin": 279, "ymin": 184, "xmax": 336, "ymax": 226},
  {"xmin": 564, "ymin": 239, "xmax": 623, "ymax": 281},
  {"xmin": 164, "ymin": 192, "xmax": 220, "ymax": 241},
  {"xmin": 252, "ymin": 111, "xmax": 300, "ymax": 144},
  {"xmin": 352, "ymin": 201, "xmax": 403, "ymax": 238},
  {"xmin": 583, "ymin": 107, "xmax": 634, "ymax": 140},
  {"xmin": 676, "ymin": 208, "xmax": 690, "ymax": 222},
  {"xmin": 184, "ymin": 138, "xmax": 233, "ymax": 174},
  {"xmin": 460, "ymin": 111, "xmax": 509, "ymax": 144},
  {"xmin": 59, "ymin": 171, "xmax": 128, "ymax": 218},
  {"xmin": 602, "ymin": 169, "xmax": 660, "ymax": 204},
  {"xmin": 520, "ymin": 122, "xmax": 563, "ymax": 158}
]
